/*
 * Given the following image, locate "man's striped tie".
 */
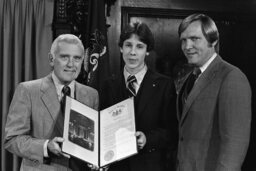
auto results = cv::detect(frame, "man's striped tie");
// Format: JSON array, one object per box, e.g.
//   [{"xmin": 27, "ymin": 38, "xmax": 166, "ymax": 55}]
[{"xmin": 127, "ymin": 75, "xmax": 137, "ymax": 97}]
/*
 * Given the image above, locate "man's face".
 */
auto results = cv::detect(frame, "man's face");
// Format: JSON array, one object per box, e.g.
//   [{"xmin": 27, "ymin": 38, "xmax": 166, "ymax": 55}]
[
  {"xmin": 180, "ymin": 21, "xmax": 215, "ymax": 67},
  {"xmin": 120, "ymin": 34, "xmax": 147, "ymax": 74},
  {"xmin": 50, "ymin": 42, "xmax": 84, "ymax": 85}
]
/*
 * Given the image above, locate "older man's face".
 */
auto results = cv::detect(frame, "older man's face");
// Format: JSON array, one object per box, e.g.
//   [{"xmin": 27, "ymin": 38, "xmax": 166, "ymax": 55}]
[{"xmin": 50, "ymin": 42, "xmax": 83, "ymax": 85}]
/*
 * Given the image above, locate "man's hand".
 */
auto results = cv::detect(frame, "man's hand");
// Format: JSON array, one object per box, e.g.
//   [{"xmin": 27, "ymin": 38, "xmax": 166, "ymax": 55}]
[
  {"xmin": 47, "ymin": 137, "xmax": 70, "ymax": 158},
  {"xmin": 87, "ymin": 164, "xmax": 109, "ymax": 171},
  {"xmin": 135, "ymin": 131, "xmax": 147, "ymax": 150}
]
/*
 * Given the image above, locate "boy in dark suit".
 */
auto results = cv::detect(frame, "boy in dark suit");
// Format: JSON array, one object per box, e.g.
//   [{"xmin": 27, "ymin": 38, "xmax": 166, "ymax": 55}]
[{"xmin": 100, "ymin": 22, "xmax": 178, "ymax": 171}]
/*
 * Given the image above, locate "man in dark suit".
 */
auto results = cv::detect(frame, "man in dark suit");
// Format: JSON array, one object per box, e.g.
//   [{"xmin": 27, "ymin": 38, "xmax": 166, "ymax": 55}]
[
  {"xmin": 100, "ymin": 22, "xmax": 178, "ymax": 171},
  {"xmin": 4, "ymin": 34, "xmax": 98, "ymax": 171},
  {"xmin": 175, "ymin": 13, "xmax": 251, "ymax": 171}
]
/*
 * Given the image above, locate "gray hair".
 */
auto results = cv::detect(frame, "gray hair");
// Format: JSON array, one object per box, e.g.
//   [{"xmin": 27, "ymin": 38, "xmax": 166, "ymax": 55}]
[{"xmin": 50, "ymin": 34, "xmax": 85, "ymax": 57}]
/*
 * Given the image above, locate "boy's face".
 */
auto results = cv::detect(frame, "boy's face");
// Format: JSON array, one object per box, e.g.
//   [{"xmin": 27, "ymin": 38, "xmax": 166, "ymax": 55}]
[{"xmin": 121, "ymin": 34, "xmax": 148, "ymax": 74}]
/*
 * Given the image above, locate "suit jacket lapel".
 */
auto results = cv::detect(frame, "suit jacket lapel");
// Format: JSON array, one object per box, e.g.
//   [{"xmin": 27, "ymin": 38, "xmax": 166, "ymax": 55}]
[
  {"xmin": 136, "ymin": 69, "xmax": 158, "ymax": 117},
  {"xmin": 41, "ymin": 74, "xmax": 63, "ymax": 135},
  {"xmin": 76, "ymin": 82, "xmax": 87, "ymax": 103},
  {"xmin": 180, "ymin": 56, "xmax": 222, "ymax": 125}
]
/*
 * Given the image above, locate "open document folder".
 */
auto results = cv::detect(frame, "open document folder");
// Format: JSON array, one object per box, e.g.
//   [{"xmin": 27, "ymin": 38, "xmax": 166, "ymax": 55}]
[{"xmin": 62, "ymin": 96, "xmax": 138, "ymax": 168}]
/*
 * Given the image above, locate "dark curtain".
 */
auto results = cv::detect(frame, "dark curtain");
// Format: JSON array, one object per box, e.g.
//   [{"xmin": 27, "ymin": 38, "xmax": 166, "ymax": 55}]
[
  {"xmin": 85, "ymin": 0, "xmax": 110, "ymax": 90},
  {"xmin": 0, "ymin": 0, "xmax": 54, "ymax": 170}
]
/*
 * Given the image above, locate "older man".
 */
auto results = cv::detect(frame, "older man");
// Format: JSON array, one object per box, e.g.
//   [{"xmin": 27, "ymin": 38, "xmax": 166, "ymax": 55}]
[{"xmin": 4, "ymin": 34, "xmax": 98, "ymax": 171}]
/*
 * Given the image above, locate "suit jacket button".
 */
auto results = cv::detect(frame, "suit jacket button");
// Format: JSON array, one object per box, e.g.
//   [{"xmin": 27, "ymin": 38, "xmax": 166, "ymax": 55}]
[{"xmin": 180, "ymin": 137, "xmax": 184, "ymax": 141}]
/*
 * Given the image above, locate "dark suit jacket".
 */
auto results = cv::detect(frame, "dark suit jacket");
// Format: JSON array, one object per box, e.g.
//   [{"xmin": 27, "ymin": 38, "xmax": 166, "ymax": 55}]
[
  {"xmin": 100, "ymin": 68, "xmax": 178, "ymax": 171},
  {"xmin": 4, "ymin": 74, "xmax": 99, "ymax": 171},
  {"xmin": 175, "ymin": 55, "xmax": 251, "ymax": 171}
]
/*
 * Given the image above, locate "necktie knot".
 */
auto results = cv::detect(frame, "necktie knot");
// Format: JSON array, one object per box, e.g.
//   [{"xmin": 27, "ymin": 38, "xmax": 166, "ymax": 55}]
[
  {"xmin": 62, "ymin": 85, "xmax": 71, "ymax": 97},
  {"xmin": 192, "ymin": 67, "xmax": 201, "ymax": 78},
  {"xmin": 127, "ymin": 75, "xmax": 137, "ymax": 97},
  {"xmin": 127, "ymin": 75, "xmax": 136, "ymax": 83}
]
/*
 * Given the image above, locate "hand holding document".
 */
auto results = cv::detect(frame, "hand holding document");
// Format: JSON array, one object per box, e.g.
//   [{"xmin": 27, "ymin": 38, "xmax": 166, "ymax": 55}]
[
  {"xmin": 135, "ymin": 131, "xmax": 147, "ymax": 150},
  {"xmin": 62, "ymin": 97, "xmax": 138, "ymax": 168}
]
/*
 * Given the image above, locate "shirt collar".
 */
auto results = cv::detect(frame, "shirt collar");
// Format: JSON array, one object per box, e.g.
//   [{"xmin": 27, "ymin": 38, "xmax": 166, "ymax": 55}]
[
  {"xmin": 199, "ymin": 53, "xmax": 217, "ymax": 73},
  {"xmin": 123, "ymin": 65, "xmax": 148, "ymax": 88},
  {"xmin": 51, "ymin": 72, "xmax": 75, "ymax": 100}
]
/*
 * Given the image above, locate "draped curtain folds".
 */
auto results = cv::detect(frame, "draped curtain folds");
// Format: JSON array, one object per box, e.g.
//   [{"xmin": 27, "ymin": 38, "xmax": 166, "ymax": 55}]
[
  {"xmin": 86, "ymin": 0, "xmax": 110, "ymax": 90},
  {"xmin": 0, "ymin": 0, "xmax": 54, "ymax": 170}
]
